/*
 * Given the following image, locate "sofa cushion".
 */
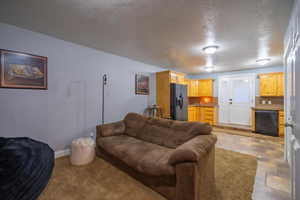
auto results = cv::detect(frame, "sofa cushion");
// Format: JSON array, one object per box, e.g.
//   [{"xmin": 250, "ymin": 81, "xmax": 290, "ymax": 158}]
[
  {"xmin": 123, "ymin": 113, "xmax": 148, "ymax": 137},
  {"xmin": 136, "ymin": 117, "xmax": 212, "ymax": 149},
  {"xmin": 97, "ymin": 135, "xmax": 175, "ymax": 176},
  {"xmin": 97, "ymin": 121, "xmax": 125, "ymax": 137}
]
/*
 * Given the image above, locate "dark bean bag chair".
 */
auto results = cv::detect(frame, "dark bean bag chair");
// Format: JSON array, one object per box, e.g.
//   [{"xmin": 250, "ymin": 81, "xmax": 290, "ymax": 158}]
[{"xmin": 0, "ymin": 137, "xmax": 54, "ymax": 200}]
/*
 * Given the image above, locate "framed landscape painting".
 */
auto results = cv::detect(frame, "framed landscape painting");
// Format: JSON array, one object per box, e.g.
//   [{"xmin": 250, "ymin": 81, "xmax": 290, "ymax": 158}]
[
  {"xmin": 135, "ymin": 74, "xmax": 149, "ymax": 95},
  {"xmin": 0, "ymin": 49, "xmax": 47, "ymax": 89}
]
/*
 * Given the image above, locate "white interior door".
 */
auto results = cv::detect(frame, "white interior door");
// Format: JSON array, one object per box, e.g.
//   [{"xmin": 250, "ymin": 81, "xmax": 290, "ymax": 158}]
[
  {"xmin": 218, "ymin": 78, "xmax": 230, "ymax": 124},
  {"xmin": 293, "ymin": 44, "xmax": 300, "ymax": 200},
  {"xmin": 285, "ymin": 43, "xmax": 300, "ymax": 200},
  {"xmin": 218, "ymin": 75, "xmax": 255, "ymax": 126},
  {"xmin": 285, "ymin": 52, "xmax": 295, "ymax": 164}
]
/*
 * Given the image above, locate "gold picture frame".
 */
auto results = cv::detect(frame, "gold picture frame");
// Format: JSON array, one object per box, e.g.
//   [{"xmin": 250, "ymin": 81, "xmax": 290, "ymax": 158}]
[{"xmin": 0, "ymin": 49, "xmax": 48, "ymax": 89}]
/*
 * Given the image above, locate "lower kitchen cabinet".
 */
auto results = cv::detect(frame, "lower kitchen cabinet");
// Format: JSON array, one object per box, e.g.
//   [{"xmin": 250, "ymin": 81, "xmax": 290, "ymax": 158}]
[
  {"xmin": 188, "ymin": 106, "xmax": 217, "ymax": 125},
  {"xmin": 201, "ymin": 107, "xmax": 215, "ymax": 125},
  {"xmin": 279, "ymin": 111, "xmax": 285, "ymax": 137},
  {"xmin": 251, "ymin": 109, "xmax": 255, "ymax": 131},
  {"xmin": 188, "ymin": 106, "xmax": 197, "ymax": 121}
]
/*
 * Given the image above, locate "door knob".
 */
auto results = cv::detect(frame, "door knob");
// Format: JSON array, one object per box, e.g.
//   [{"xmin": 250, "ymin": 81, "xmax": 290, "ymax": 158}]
[{"xmin": 285, "ymin": 123, "xmax": 294, "ymax": 128}]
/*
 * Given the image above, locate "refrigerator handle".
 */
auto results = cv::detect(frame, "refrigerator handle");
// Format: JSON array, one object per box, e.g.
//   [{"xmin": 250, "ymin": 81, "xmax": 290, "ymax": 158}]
[{"xmin": 177, "ymin": 94, "xmax": 184, "ymax": 109}]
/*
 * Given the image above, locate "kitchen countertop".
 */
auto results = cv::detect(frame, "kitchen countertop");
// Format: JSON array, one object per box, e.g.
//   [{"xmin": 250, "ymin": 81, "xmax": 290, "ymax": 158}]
[
  {"xmin": 252, "ymin": 105, "xmax": 284, "ymax": 111},
  {"xmin": 189, "ymin": 104, "xmax": 218, "ymax": 107}
]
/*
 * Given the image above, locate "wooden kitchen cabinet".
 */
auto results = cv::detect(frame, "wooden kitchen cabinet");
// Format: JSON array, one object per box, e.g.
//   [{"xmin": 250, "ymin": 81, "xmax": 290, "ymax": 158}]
[
  {"xmin": 170, "ymin": 71, "xmax": 186, "ymax": 84},
  {"xmin": 187, "ymin": 80, "xmax": 192, "ymax": 96},
  {"xmin": 183, "ymin": 79, "xmax": 189, "ymax": 85},
  {"xmin": 259, "ymin": 73, "xmax": 278, "ymax": 96},
  {"xmin": 156, "ymin": 71, "xmax": 172, "ymax": 118},
  {"xmin": 157, "ymin": 70, "xmax": 186, "ymax": 118},
  {"xmin": 188, "ymin": 106, "xmax": 216, "ymax": 125},
  {"xmin": 188, "ymin": 79, "xmax": 213, "ymax": 97},
  {"xmin": 188, "ymin": 106, "xmax": 196, "ymax": 121},
  {"xmin": 200, "ymin": 107, "xmax": 216, "ymax": 125},
  {"xmin": 251, "ymin": 109, "xmax": 256, "ymax": 131},
  {"xmin": 259, "ymin": 72, "xmax": 284, "ymax": 96},
  {"xmin": 279, "ymin": 111, "xmax": 285, "ymax": 137},
  {"xmin": 199, "ymin": 80, "xmax": 213, "ymax": 97},
  {"xmin": 188, "ymin": 106, "xmax": 200, "ymax": 121},
  {"xmin": 195, "ymin": 107, "xmax": 201, "ymax": 121},
  {"xmin": 187, "ymin": 80, "xmax": 198, "ymax": 97},
  {"xmin": 277, "ymin": 73, "xmax": 285, "ymax": 96},
  {"xmin": 188, "ymin": 80, "xmax": 196, "ymax": 97}
]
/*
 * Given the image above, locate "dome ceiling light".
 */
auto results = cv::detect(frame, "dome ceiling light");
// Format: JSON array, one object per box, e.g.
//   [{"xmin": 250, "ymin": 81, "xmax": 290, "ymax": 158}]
[
  {"xmin": 204, "ymin": 66, "xmax": 214, "ymax": 72},
  {"xmin": 202, "ymin": 45, "xmax": 219, "ymax": 55},
  {"xmin": 256, "ymin": 58, "xmax": 271, "ymax": 65}
]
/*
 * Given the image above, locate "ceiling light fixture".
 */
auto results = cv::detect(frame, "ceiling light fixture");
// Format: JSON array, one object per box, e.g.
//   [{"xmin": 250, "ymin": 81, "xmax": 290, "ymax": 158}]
[
  {"xmin": 204, "ymin": 66, "xmax": 214, "ymax": 72},
  {"xmin": 203, "ymin": 45, "xmax": 219, "ymax": 55},
  {"xmin": 256, "ymin": 58, "xmax": 271, "ymax": 65}
]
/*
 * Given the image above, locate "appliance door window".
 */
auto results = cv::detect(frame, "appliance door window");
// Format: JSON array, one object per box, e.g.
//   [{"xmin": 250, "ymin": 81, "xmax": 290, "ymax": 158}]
[{"xmin": 255, "ymin": 110, "xmax": 279, "ymax": 137}]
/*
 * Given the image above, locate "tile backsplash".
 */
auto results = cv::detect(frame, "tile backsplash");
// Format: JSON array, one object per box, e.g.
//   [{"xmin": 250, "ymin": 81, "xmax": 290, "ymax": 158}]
[
  {"xmin": 255, "ymin": 96, "xmax": 284, "ymax": 106},
  {"xmin": 189, "ymin": 97, "xmax": 218, "ymax": 105}
]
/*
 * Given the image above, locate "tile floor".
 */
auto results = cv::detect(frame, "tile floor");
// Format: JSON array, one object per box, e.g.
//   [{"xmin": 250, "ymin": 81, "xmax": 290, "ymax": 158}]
[
  {"xmin": 214, "ymin": 123, "xmax": 253, "ymax": 131},
  {"xmin": 214, "ymin": 131, "xmax": 291, "ymax": 200}
]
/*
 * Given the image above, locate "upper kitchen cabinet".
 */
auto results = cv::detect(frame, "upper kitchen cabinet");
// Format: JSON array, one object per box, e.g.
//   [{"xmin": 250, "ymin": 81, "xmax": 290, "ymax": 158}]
[
  {"xmin": 259, "ymin": 72, "xmax": 284, "ymax": 96},
  {"xmin": 188, "ymin": 79, "xmax": 213, "ymax": 97},
  {"xmin": 198, "ymin": 80, "xmax": 213, "ymax": 97},
  {"xmin": 277, "ymin": 72, "xmax": 285, "ymax": 96},
  {"xmin": 188, "ymin": 80, "xmax": 199, "ymax": 97},
  {"xmin": 259, "ymin": 73, "xmax": 278, "ymax": 96},
  {"xmin": 170, "ymin": 71, "xmax": 186, "ymax": 84}
]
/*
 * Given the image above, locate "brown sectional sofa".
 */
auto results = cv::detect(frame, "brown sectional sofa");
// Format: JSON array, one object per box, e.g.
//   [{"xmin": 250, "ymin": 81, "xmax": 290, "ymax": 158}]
[{"xmin": 96, "ymin": 113, "xmax": 217, "ymax": 200}]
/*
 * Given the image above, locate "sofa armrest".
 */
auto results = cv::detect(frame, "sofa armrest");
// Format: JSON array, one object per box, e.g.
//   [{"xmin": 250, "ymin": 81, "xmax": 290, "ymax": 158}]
[
  {"xmin": 175, "ymin": 148, "xmax": 216, "ymax": 200},
  {"xmin": 96, "ymin": 121, "xmax": 125, "ymax": 137},
  {"xmin": 168, "ymin": 134, "xmax": 217, "ymax": 165}
]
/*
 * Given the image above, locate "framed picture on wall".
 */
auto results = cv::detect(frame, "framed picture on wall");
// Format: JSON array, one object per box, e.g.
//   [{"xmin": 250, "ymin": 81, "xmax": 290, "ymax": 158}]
[
  {"xmin": 0, "ymin": 49, "xmax": 47, "ymax": 89},
  {"xmin": 135, "ymin": 74, "xmax": 149, "ymax": 95}
]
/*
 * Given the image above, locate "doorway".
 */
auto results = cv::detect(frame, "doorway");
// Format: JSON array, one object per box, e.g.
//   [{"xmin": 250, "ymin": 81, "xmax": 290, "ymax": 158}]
[{"xmin": 218, "ymin": 74, "xmax": 255, "ymax": 126}]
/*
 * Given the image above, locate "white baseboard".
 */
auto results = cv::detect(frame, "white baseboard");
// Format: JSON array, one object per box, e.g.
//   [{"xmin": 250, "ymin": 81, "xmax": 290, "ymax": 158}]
[{"xmin": 55, "ymin": 149, "xmax": 70, "ymax": 159}]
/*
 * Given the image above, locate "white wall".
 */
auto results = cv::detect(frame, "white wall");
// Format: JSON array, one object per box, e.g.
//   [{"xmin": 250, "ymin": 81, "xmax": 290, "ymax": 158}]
[
  {"xmin": 188, "ymin": 66, "xmax": 284, "ymax": 96},
  {"xmin": 0, "ymin": 23, "xmax": 163, "ymax": 151}
]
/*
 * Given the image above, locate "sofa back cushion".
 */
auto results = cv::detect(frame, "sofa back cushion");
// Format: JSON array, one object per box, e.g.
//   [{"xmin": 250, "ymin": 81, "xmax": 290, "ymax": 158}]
[
  {"xmin": 123, "ymin": 113, "xmax": 212, "ymax": 148},
  {"xmin": 124, "ymin": 113, "xmax": 148, "ymax": 137}
]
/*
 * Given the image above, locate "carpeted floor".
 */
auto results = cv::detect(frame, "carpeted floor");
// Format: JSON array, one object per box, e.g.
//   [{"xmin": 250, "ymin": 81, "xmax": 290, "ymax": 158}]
[{"xmin": 39, "ymin": 148, "xmax": 257, "ymax": 200}]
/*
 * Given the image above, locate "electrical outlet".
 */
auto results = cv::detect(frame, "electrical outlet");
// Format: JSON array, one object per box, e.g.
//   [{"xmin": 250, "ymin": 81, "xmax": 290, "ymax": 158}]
[{"xmin": 90, "ymin": 132, "xmax": 95, "ymax": 138}]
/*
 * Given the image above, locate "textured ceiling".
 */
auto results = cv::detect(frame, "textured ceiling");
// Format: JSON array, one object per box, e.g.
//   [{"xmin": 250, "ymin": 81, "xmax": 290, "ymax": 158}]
[{"xmin": 0, "ymin": 0, "xmax": 293, "ymax": 74}]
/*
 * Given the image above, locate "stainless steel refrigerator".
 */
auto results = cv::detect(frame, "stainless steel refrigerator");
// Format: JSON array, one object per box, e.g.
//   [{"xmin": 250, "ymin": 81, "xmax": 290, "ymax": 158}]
[{"xmin": 170, "ymin": 83, "xmax": 188, "ymax": 121}]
